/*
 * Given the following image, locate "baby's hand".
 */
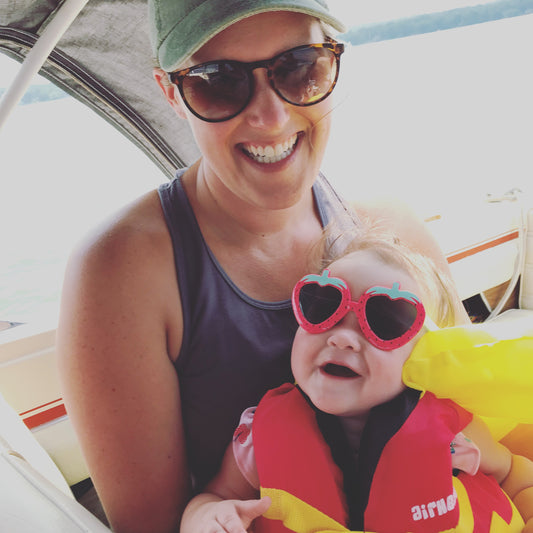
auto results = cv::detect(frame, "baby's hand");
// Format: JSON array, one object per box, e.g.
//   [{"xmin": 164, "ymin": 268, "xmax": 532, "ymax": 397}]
[{"xmin": 206, "ymin": 496, "xmax": 271, "ymax": 533}]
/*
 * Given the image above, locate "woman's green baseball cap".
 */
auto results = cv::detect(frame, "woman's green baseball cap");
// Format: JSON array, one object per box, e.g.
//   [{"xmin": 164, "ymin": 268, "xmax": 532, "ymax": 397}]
[{"xmin": 148, "ymin": 0, "xmax": 346, "ymax": 72}]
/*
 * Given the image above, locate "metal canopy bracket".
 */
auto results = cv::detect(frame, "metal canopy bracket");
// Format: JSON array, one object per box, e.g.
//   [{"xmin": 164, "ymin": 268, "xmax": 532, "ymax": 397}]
[{"xmin": 0, "ymin": 0, "xmax": 88, "ymax": 130}]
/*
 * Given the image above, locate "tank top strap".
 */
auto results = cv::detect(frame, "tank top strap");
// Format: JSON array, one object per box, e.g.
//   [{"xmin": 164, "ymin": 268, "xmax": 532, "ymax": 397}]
[{"xmin": 157, "ymin": 169, "xmax": 360, "ymax": 488}]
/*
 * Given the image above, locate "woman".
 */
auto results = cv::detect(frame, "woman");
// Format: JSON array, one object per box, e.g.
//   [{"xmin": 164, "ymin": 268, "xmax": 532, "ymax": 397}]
[{"xmin": 56, "ymin": 1, "xmax": 467, "ymax": 532}]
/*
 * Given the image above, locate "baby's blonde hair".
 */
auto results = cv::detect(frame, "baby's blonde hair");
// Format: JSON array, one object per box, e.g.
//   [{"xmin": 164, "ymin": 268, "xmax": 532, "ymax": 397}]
[{"xmin": 310, "ymin": 220, "xmax": 457, "ymax": 328}]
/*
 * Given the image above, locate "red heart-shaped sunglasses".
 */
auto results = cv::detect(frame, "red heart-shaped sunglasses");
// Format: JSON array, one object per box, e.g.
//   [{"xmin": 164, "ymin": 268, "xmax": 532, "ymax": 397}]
[{"xmin": 292, "ymin": 270, "xmax": 426, "ymax": 350}]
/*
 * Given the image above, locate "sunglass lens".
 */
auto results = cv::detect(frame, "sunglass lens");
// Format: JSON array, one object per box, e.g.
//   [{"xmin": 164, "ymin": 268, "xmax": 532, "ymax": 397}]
[
  {"xmin": 299, "ymin": 284, "xmax": 343, "ymax": 325},
  {"xmin": 365, "ymin": 296, "xmax": 417, "ymax": 341},
  {"xmin": 182, "ymin": 62, "xmax": 251, "ymax": 121},
  {"xmin": 273, "ymin": 47, "xmax": 337, "ymax": 106}
]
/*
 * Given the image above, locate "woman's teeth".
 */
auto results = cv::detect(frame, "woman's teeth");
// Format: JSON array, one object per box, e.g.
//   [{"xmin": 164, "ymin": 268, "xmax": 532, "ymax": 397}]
[{"xmin": 243, "ymin": 134, "xmax": 298, "ymax": 164}]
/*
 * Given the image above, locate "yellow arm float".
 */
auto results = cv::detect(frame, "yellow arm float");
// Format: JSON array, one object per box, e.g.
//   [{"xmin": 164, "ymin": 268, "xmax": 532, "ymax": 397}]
[{"xmin": 402, "ymin": 319, "xmax": 533, "ymax": 438}]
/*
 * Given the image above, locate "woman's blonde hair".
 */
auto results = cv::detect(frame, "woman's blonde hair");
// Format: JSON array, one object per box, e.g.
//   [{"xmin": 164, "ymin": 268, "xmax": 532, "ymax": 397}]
[{"xmin": 310, "ymin": 219, "xmax": 457, "ymax": 328}]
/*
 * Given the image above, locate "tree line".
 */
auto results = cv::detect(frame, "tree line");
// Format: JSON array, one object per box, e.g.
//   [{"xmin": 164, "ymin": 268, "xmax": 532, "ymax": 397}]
[
  {"xmin": 0, "ymin": 83, "xmax": 67, "ymax": 105},
  {"xmin": 341, "ymin": 0, "xmax": 533, "ymax": 45}
]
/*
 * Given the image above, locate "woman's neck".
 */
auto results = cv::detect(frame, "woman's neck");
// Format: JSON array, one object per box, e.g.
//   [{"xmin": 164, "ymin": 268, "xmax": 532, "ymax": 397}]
[
  {"xmin": 189, "ymin": 159, "xmax": 321, "ymax": 242},
  {"xmin": 180, "ymin": 160, "xmax": 324, "ymax": 301}
]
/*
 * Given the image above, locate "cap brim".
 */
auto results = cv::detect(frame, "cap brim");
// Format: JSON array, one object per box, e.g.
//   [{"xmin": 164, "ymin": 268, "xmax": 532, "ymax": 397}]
[{"xmin": 159, "ymin": 0, "xmax": 346, "ymax": 72}]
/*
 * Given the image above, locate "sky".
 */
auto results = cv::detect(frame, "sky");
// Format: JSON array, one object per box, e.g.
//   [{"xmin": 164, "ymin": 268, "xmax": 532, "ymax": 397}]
[
  {"xmin": 327, "ymin": 0, "xmax": 501, "ymax": 26},
  {"xmin": 0, "ymin": 55, "xmax": 48, "ymax": 87}
]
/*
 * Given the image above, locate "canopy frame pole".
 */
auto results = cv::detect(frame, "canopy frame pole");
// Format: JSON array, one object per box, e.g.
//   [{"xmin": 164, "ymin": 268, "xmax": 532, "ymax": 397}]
[{"xmin": 0, "ymin": 0, "xmax": 88, "ymax": 131}]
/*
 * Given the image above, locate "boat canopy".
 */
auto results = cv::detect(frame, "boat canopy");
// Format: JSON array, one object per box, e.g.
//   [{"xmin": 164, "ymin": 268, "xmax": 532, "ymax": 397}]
[{"xmin": 0, "ymin": 0, "xmax": 201, "ymax": 176}]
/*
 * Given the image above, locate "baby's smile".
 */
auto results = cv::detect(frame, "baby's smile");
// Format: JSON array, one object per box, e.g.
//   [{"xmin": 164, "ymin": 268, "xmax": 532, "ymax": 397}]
[{"xmin": 321, "ymin": 362, "xmax": 359, "ymax": 378}]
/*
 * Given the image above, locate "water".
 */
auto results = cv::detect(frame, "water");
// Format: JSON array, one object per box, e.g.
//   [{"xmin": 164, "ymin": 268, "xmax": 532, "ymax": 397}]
[
  {"xmin": 0, "ymin": 98, "xmax": 165, "ymax": 323},
  {"xmin": 1, "ymin": 15, "xmax": 532, "ymax": 324},
  {"xmin": 324, "ymin": 14, "xmax": 533, "ymax": 213}
]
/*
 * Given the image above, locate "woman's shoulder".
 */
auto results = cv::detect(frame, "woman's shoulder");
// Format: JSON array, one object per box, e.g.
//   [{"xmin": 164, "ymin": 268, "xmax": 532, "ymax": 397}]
[
  {"xmin": 60, "ymin": 187, "xmax": 183, "ymax": 356},
  {"xmin": 352, "ymin": 196, "xmax": 422, "ymax": 231},
  {"xmin": 72, "ymin": 189, "xmax": 171, "ymax": 271},
  {"xmin": 63, "ymin": 188, "xmax": 178, "ymax": 321},
  {"xmin": 352, "ymin": 196, "xmax": 453, "ymax": 272}
]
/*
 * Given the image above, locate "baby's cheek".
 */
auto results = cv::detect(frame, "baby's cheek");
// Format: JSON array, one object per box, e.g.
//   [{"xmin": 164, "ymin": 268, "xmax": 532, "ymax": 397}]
[{"xmin": 381, "ymin": 362, "xmax": 407, "ymax": 397}]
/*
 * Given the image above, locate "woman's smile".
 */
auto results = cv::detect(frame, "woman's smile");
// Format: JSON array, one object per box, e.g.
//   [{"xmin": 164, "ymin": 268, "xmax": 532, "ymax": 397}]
[{"xmin": 240, "ymin": 132, "xmax": 300, "ymax": 164}]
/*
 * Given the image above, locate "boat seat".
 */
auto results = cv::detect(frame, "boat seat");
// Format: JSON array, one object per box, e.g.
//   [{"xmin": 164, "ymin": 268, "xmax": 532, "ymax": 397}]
[
  {"xmin": 0, "ymin": 391, "xmax": 72, "ymax": 496},
  {"xmin": 0, "ymin": 392, "xmax": 111, "ymax": 532}
]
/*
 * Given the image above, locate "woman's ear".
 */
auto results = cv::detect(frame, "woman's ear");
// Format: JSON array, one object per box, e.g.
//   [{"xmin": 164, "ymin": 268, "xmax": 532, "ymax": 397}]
[{"xmin": 153, "ymin": 67, "xmax": 187, "ymax": 119}]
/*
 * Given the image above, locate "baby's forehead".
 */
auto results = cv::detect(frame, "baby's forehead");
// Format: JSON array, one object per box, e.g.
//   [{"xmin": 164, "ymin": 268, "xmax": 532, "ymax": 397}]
[{"xmin": 327, "ymin": 250, "xmax": 421, "ymax": 295}]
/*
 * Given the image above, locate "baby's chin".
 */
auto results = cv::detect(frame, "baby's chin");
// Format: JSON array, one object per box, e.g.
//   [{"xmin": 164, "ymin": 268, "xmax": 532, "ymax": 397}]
[{"xmin": 312, "ymin": 399, "xmax": 368, "ymax": 419}]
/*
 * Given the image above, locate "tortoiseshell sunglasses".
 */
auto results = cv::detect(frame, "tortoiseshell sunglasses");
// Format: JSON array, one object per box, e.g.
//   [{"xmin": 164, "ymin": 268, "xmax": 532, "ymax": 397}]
[{"xmin": 167, "ymin": 40, "xmax": 344, "ymax": 123}]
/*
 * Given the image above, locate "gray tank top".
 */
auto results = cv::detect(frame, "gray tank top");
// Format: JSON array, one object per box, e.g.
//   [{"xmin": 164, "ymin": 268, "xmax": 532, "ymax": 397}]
[{"xmin": 158, "ymin": 170, "xmax": 355, "ymax": 489}]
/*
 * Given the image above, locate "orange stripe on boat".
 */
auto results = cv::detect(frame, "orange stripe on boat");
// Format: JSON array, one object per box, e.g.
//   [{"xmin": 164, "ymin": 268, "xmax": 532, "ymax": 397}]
[
  {"xmin": 20, "ymin": 399, "xmax": 67, "ymax": 430},
  {"xmin": 447, "ymin": 230, "xmax": 519, "ymax": 264}
]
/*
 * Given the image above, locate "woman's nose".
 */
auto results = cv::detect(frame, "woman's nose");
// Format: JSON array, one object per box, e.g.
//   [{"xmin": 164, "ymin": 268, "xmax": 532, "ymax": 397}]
[{"xmin": 243, "ymin": 70, "xmax": 291, "ymax": 130}]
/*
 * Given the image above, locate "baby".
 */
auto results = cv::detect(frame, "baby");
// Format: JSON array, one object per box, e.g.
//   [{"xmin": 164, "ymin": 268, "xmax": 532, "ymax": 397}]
[{"xmin": 181, "ymin": 235, "xmax": 533, "ymax": 532}]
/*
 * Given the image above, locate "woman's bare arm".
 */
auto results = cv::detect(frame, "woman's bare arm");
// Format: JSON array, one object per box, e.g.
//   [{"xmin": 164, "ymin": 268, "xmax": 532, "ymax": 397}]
[
  {"xmin": 57, "ymin": 192, "xmax": 189, "ymax": 533},
  {"xmin": 463, "ymin": 416, "xmax": 533, "ymax": 528},
  {"xmin": 181, "ymin": 443, "xmax": 267, "ymax": 533}
]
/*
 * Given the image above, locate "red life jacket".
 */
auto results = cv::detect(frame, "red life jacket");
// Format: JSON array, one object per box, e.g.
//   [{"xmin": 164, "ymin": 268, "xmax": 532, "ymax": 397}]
[{"xmin": 252, "ymin": 383, "xmax": 523, "ymax": 533}]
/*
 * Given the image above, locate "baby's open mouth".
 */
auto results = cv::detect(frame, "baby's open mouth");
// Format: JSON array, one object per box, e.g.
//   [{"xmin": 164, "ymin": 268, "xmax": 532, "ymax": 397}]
[{"xmin": 322, "ymin": 363, "xmax": 359, "ymax": 378}]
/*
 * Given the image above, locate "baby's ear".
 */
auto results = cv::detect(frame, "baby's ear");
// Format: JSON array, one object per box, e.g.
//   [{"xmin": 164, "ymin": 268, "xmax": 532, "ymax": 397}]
[{"xmin": 153, "ymin": 68, "xmax": 187, "ymax": 119}]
